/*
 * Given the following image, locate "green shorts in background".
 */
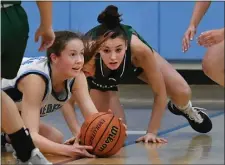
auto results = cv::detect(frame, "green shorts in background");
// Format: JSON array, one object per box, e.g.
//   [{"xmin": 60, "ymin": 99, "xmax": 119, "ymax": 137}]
[{"xmin": 1, "ymin": 3, "xmax": 29, "ymax": 79}]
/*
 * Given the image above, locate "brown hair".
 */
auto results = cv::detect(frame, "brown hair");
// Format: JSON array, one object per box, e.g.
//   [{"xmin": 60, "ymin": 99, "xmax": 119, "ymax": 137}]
[
  {"xmin": 95, "ymin": 5, "xmax": 127, "ymax": 41},
  {"xmin": 46, "ymin": 30, "xmax": 111, "ymax": 64}
]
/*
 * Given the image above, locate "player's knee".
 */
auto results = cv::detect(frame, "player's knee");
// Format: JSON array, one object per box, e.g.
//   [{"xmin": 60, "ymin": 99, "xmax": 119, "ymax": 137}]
[
  {"xmin": 174, "ymin": 83, "xmax": 191, "ymax": 100},
  {"xmin": 48, "ymin": 129, "xmax": 64, "ymax": 144},
  {"xmin": 202, "ymin": 54, "xmax": 213, "ymax": 77}
]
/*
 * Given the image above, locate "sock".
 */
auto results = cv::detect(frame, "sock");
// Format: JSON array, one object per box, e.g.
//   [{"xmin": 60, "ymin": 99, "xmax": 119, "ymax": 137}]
[
  {"xmin": 8, "ymin": 127, "xmax": 35, "ymax": 162},
  {"xmin": 174, "ymin": 101, "xmax": 192, "ymax": 111}
]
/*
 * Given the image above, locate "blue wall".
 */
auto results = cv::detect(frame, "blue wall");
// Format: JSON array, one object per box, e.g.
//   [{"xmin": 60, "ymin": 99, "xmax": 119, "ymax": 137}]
[{"xmin": 22, "ymin": 2, "xmax": 224, "ymax": 60}]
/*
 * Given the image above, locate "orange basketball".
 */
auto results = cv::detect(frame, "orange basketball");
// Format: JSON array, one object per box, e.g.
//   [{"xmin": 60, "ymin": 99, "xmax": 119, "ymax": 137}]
[{"xmin": 80, "ymin": 112, "xmax": 126, "ymax": 157}]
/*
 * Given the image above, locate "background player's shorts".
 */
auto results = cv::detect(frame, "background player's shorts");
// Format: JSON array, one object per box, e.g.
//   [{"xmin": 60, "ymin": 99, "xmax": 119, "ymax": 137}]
[{"xmin": 1, "ymin": 4, "xmax": 29, "ymax": 79}]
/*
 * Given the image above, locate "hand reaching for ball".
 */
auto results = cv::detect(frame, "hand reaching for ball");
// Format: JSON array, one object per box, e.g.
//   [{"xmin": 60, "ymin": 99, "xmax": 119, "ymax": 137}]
[
  {"xmin": 107, "ymin": 109, "xmax": 128, "ymax": 137},
  {"xmin": 64, "ymin": 136, "xmax": 77, "ymax": 145},
  {"xmin": 64, "ymin": 133, "xmax": 96, "ymax": 158}
]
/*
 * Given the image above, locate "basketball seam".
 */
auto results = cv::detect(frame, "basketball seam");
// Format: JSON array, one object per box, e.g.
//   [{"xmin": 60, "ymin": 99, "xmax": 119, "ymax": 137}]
[
  {"xmin": 104, "ymin": 118, "xmax": 122, "ymax": 156},
  {"xmin": 83, "ymin": 113, "xmax": 108, "ymax": 145},
  {"xmin": 93, "ymin": 115, "xmax": 115, "ymax": 153}
]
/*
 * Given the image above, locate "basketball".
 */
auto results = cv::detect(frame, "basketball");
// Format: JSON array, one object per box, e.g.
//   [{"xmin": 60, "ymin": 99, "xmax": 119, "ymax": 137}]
[{"xmin": 80, "ymin": 112, "xmax": 126, "ymax": 157}]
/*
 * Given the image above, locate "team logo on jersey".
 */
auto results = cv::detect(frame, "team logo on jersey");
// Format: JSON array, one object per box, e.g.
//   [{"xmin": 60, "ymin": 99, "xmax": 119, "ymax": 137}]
[{"xmin": 40, "ymin": 104, "xmax": 63, "ymax": 117}]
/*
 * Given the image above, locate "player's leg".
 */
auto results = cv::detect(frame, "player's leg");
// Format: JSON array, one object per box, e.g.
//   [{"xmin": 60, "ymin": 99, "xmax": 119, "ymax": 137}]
[
  {"xmin": 202, "ymin": 40, "xmax": 224, "ymax": 87},
  {"xmin": 138, "ymin": 50, "xmax": 212, "ymax": 133},
  {"xmin": 90, "ymin": 89, "xmax": 111, "ymax": 112},
  {"xmin": 39, "ymin": 121, "xmax": 64, "ymax": 144},
  {"xmin": 2, "ymin": 91, "xmax": 45, "ymax": 163},
  {"xmin": 89, "ymin": 89, "xmax": 127, "ymax": 124}
]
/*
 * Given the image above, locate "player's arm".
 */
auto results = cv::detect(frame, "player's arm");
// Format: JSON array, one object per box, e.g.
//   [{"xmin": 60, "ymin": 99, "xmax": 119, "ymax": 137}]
[
  {"xmin": 131, "ymin": 35, "xmax": 167, "ymax": 135},
  {"xmin": 189, "ymin": 1, "xmax": 211, "ymax": 28},
  {"xmin": 35, "ymin": 1, "xmax": 53, "ymax": 29},
  {"xmin": 71, "ymin": 71, "xmax": 98, "ymax": 119},
  {"xmin": 182, "ymin": 2, "xmax": 211, "ymax": 52},
  {"xmin": 61, "ymin": 96, "xmax": 81, "ymax": 137},
  {"xmin": 18, "ymin": 75, "xmax": 74, "ymax": 156}
]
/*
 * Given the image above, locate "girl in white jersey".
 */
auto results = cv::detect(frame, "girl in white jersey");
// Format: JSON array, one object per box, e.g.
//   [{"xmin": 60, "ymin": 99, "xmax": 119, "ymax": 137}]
[{"xmin": 1, "ymin": 31, "xmax": 112, "ymax": 158}]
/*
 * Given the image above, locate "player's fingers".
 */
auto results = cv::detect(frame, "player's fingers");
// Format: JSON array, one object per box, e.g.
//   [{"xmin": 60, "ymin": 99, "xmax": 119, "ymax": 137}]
[
  {"xmin": 145, "ymin": 138, "xmax": 152, "ymax": 143},
  {"xmin": 83, "ymin": 151, "xmax": 96, "ymax": 158},
  {"xmin": 75, "ymin": 133, "xmax": 81, "ymax": 143},
  {"xmin": 156, "ymin": 138, "xmax": 164, "ymax": 143},
  {"xmin": 184, "ymin": 36, "xmax": 190, "ymax": 52},
  {"xmin": 64, "ymin": 137, "xmax": 75, "ymax": 144},
  {"xmin": 152, "ymin": 138, "xmax": 156, "ymax": 143},
  {"xmin": 136, "ymin": 136, "xmax": 144, "ymax": 142},
  {"xmin": 35, "ymin": 31, "xmax": 39, "ymax": 42},
  {"xmin": 76, "ymin": 145, "xmax": 93, "ymax": 150},
  {"xmin": 160, "ymin": 138, "xmax": 168, "ymax": 143},
  {"xmin": 122, "ymin": 124, "xmax": 127, "ymax": 130},
  {"xmin": 38, "ymin": 41, "xmax": 45, "ymax": 52}
]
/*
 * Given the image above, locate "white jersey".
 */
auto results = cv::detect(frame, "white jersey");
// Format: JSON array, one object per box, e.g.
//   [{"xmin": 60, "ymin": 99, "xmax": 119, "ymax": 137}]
[{"xmin": 2, "ymin": 56, "xmax": 75, "ymax": 117}]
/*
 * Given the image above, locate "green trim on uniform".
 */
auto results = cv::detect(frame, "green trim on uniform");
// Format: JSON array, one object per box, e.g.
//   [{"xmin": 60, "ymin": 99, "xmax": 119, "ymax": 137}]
[{"xmin": 1, "ymin": 4, "xmax": 29, "ymax": 79}]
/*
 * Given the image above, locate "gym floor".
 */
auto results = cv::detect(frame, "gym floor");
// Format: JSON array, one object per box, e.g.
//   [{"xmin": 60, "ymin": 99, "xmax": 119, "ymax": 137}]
[{"xmin": 2, "ymin": 85, "xmax": 224, "ymax": 164}]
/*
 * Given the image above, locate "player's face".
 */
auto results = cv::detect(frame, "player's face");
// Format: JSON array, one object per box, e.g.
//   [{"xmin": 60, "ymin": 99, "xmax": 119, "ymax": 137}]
[
  {"xmin": 55, "ymin": 39, "xmax": 84, "ymax": 78},
  {"xmin": 99, "ymin": 37, "xmax": 127, "ymax": 70}
]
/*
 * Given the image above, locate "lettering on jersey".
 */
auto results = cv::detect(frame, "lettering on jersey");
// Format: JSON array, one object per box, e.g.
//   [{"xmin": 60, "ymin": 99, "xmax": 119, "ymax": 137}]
[
  {"xmin": 92, "ymin": 80, "xmax": 117, "ymax": 89},
  {"xmin": 40, "ymin": 104, "xmax": 62, "ymax": 117}
]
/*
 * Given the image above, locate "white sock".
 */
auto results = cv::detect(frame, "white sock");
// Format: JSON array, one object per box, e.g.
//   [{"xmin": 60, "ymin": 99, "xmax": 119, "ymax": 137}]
[{"xmin": 173, "ymin": 101, "xmax": 192, "ymax": 111}]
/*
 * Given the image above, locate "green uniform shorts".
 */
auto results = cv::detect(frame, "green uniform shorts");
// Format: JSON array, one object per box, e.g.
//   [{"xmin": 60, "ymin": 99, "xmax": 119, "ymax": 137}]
[{"xmin": 1, "ymin": 3, "xmax": 29, "ymax": 79}]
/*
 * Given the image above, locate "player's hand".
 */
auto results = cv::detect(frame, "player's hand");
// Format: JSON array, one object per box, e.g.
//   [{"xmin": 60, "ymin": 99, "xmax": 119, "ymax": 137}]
[
  {"xmin": 182, "ymin": 25, "xmax": 197, "ymax": 52},
  {"xmin": 65, "ymin": 143, "xmax": 95, "ymax": 158},
  {"xmin": 197, "ymin": 28, "xmax": 224, "ymax": 48},
  {"xmin": 108, "ymin": 109, "xmax": 128, "ymax": 137},
  {"xmin": 136, "ymin": 133, "xmax": 167, "ymax": 143},
  {"xmin": 64, "ymin": 131, "xmax": 82, "ymax": 145},
  {"xmin": 143, "ymin": 141, "xmax": 166, "ymax": 150},
  {"xmin": 64, "ymin": 136, "xmax": 77, "ymax": 145},
  {"xmin": 35, "ymin": 25, "xmax": 55, "ymax": 51}
]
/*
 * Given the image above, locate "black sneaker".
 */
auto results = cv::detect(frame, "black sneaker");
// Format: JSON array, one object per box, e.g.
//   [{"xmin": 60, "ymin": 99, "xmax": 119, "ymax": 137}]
[{"xmin": 168, "ymin": 101, "xmax": 212, "ymax": 133}]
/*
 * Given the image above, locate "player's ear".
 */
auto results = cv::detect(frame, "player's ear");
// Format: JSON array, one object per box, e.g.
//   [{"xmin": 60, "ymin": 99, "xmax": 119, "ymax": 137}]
[{"xmin": 50, "ymin": 53, "xmax": 58, "ymax": 63}]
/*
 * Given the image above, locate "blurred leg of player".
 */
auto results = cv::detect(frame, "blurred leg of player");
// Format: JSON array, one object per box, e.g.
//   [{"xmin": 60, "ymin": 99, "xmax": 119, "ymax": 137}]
[
  {"xmin": 202, "ymin": 40, "xmax": 224, "ymax": 87},
  {"xmin": 1, "ymin": 91, "xmax": 52, "ymax": 164}
]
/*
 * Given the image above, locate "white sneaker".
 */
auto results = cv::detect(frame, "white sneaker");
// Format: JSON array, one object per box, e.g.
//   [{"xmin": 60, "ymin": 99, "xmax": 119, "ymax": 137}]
[
  {"xmin": 5, "ymin": 143, "xmax": 15, "ymax": 152},
  {"xmin": 13, "ymin": 148, "xmax": 52, "ymax": 164}
]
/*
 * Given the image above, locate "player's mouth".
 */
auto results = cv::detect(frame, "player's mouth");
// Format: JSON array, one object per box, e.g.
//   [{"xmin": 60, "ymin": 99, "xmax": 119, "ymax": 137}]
[
  {"xmin": 72, "ymin": 66, "xmax": 81, "ymax": 71},
  {"xmin": 109, "ymin": 61, "xmax": 118, "ymax": 65}
]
